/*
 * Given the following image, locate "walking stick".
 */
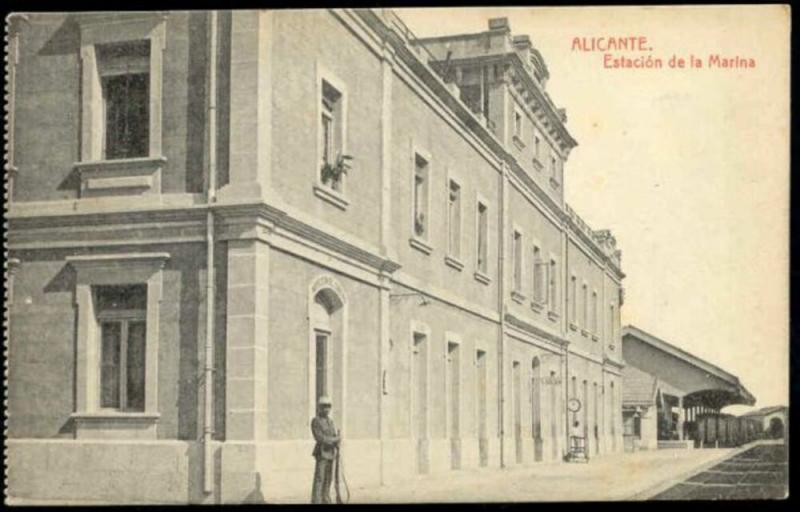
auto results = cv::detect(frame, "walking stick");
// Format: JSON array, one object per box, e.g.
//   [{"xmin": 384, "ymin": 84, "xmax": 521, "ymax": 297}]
[{"xmin": 333, "ymin": 430, "xmax": 350, "ymax": 504}]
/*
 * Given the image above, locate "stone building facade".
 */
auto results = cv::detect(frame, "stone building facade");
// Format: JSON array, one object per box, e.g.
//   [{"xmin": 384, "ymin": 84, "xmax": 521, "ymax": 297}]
[{"xmin": 6, "ymin": 9, "xmax": 625, "ymax": 503}]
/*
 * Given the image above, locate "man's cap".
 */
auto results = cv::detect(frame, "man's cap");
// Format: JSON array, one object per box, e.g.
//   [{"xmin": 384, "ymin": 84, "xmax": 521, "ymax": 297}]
[{"xmin": 318, "ymin": 395, "xmax": 332, "ymax": 406}]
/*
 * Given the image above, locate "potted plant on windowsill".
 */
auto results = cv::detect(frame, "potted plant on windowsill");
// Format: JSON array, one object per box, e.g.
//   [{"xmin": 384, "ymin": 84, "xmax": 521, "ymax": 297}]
[{"xmin": 320, "ymin": 153, "xmax": 354, "ymax": 190}]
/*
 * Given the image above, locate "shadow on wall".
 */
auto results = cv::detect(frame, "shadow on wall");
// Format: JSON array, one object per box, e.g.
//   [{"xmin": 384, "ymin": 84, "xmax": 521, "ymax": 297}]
[
  {"xmin": 243, "ymin": 473, "xmax": 266, "ymax": 504},
  {"xmin": 177, "ymin": 250, "xmax": 200, "ymax": 440},
  {"xmin": 185, "ymin": 11, "xmax": 208, "ymax": 194},
  {"xmin": 37, "ymin": 15, "xmax": 80, "ymax": 56}
]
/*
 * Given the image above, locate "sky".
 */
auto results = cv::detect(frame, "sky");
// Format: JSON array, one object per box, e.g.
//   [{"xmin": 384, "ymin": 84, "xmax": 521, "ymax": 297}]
[{"xmin": 398, "ymin": 6, "xmax": 790, "ymax": 414}]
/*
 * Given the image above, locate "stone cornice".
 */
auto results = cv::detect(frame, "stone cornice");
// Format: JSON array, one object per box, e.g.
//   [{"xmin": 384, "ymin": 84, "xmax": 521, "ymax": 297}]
[
  {"xmin": 9, "ymin": 198, "xmax": 402, "ymax": 276},
  {"xmin": 603, "ymin": 356, "xmax": 626, "ymax": 369},
  {"xmin": 72, "ymin": 11, "xmax": 169, "ymax": 27},
  {"xmin": 504, "ymin": 312, "xmax": 569, "ymax": 348},
  {"xmin": 565, "ymin": 212, "xmax": 625, "ymax": 280},
  {"xmin": 506, "ymin": 53, "xmax": 577, "ymax": 155},
  {"xmin": 214, "ymin": 202, "xmax": 402, "ymax": 275}
]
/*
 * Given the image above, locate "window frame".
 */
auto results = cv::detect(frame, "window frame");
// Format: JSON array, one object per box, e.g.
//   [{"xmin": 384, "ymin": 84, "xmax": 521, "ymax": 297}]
[
  {"xmin": 531, "ymin": 240, "xmax": 546, "ymax": 311},
  {"xmin": 96, "ymin": 303, "xmax": 148, "ymax": 413},
  {"xmin": 510, "ymin": 226, "xmax": 525, "ymax": 301},
  {"xmin": 67, "ymin": 252, "xmax": 168, "ymax": 438},
  {"xmin": 314, "ymin": 63, "xmax": 350, "ymax": 210},
  {"xmin": 569, "ymin": 273, "xmax": 578, "ymax": 330},
  {"xmin": 77, "ymin": 14, "xmax": 165, "ymax": 164},
  {"xmin": 409, "ymin": 143, "xmax": 433, "ymax": 254},
  {"xmin": 474, "ymin": 194, "xmax": 492, "ymax": 282},
  {"xmin": 547, "ymin": 255, "xmax": 560, "ymax": 320},
  {"xmin": 445, "ymin": 172, "xmax": 464, "ymax": 269},
  {"xmin": 581, "ymin": 281, "xmax": 589, "ymax": 335}
]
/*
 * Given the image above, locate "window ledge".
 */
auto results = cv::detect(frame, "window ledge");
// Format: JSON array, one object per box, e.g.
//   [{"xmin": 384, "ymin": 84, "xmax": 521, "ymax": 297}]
[
  {"xmin": 569, "ymin": 322, "xmax": 578, "ymax": 331},
  {"xmin": 313, "ymin": 183, "xmax": 350, "ymax": 210},
  {"xmin": 75, "ymin": 156, "xmax": 167, "ymax": 198},
  {"xmin": 511, "ymin": 290, "xmax": 526, "ymax": 304},
  {"xmin": 512, "ymin": 135, "xmax": 526, "ymax": 151},
  {"xmin": 532, "ymin": 158, "xmax": 544, "ymax": 171},
  {"xmin": 547, "ymin": 311, "xmax": 560, "ymax": 322},
  {"xmin": 530, "ymin": 301, "xmax": 545, "ymax": 313},
  {"xmin": 581, "ymin": 328, "xmax": 589, "ymax": 337},
  {"xmin": 444, "ymin": 255, "xmax": 464, "ymax": 272},
  {"xmin": 549, "ymin": 177, "xmax": 560, "ymax": 190},
  {"xmin": 71, "ymin": 412, "xmax": 161, "ymax": 421},
  {"xmin": 409, "ymin": 237, "xmax": 433, "ymax": 255},
  {"xmin": 591, "ymin": 334, "xmax": 599, "ymax": 342},
  {"xmin": 71, "ymin": 411, "xmax": 160, "ymax": 440},
  {"xmin": 474, "ymin": 270, "xmax": 491, "ymax": 285}
]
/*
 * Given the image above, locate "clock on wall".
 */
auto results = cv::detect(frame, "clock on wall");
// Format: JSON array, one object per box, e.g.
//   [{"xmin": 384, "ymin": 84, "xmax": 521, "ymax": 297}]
[{"xmin": 567, "ymin": 398, "xmax": 582, "ymax": 413}]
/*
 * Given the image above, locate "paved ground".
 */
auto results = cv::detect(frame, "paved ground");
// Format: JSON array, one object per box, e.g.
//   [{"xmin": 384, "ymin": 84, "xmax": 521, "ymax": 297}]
[
  {"xmin": 649, "ymin": 442, "xmax": 788, "ymax": 500},
  {"xmin": 279, "ymin": 446, "xmax": 740, "ymax": 503},
  {"xmin": 10, "ymin": 442, "xmax": 782, "ymax": 504}
]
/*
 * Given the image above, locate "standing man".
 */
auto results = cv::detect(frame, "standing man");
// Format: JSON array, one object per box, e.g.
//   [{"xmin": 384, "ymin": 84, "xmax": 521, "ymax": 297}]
[{"xmin": 311, "ymin": 396, "xmax": 339, "ymax": 504}]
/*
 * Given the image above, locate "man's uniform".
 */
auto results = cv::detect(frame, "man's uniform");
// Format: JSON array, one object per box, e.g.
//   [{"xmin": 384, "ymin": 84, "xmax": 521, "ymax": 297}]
[{"xmin": 311, "ymin": 404, "xmax": 339, "ymax": 504}]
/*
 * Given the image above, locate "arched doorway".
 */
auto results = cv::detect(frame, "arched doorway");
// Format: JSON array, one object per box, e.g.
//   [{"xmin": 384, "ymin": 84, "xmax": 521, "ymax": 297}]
[
  {"xmin": 768, "ymin": 417, "xmax": 784, "ymax": 439},
  {"xmin": 308, "ymin": 277, "xmax": 347, "ymax": 428}
]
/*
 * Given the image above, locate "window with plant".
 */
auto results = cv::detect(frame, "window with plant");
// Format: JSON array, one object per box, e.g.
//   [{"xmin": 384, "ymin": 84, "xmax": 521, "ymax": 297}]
[
  {"xmin": 477, "ymin": 202, "xmax": 488, "ymax": 273},
  {"xmin": 320, "ymin": 79, "xmax": 350, "ymax": 192},
  {"xmin": 413, "ymin": 154, "xmax": 430, "ymax": 238},
  {"xmin": 447, "ymin": 179, "xmax": 461, "ymax": 258}
]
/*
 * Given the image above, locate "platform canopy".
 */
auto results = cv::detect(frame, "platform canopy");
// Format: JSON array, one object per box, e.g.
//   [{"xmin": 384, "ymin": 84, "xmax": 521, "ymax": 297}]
[{"xmin": 622, "ymin": 325, "xmax": 755, "ymax": 409}]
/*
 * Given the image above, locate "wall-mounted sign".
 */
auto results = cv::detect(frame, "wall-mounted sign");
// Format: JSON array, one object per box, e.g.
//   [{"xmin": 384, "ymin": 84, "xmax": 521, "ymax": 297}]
[{"xmin": 567, "ymin": 398, "xmax": 582, "ymax": 413}]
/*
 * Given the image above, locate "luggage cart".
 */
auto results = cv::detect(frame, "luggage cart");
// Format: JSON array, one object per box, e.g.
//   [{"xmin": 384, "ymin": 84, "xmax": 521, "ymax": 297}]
[{"xmin": 568, "ymin": 435, "xmax": 589, "ymax": 463}]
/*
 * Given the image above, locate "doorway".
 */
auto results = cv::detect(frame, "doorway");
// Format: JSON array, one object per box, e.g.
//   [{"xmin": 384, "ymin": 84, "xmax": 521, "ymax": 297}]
[
  {"xmin": 476, "ymin": 350, "xmax": 488, "ymax": 467},
  {"xmin": 513, "ymin": 361, "xmax": 522, "ymax": 463},
  {"xmin": 412, "ymin": 332, "xmax": 429, "ymax": 474},
  {"xmin": 531, "ymin": 358, "xmax": 542, "ymax": 461},
  {"xmin": 447, "ymin": 341, "xmax": 461, "ymax": 469}
]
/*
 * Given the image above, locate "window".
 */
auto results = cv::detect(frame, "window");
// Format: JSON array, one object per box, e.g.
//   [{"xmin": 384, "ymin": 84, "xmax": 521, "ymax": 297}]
[
  {"xmin": 609, "ymin": 304, "xmax": 616, "ymax": 345},
  {"xmin": 532, "ymin": 246, "xmax": 545, "ymax": 305},
  {"xmin": 97, "ymin": 41, "xmax": 150, "ymax": 160},
  {"xmin": 592, "ymin": 290, "xmax": 599, "ymax": 335},
  {"xmin": 570, "ymin": 275, "xmax": 578, "ymax": 326},
  {"xmin": 315, "ymin": 331, "xmax": 330, "ymax": 405},
  {"xmin": 551, "ymin": 156, "xmax": 557, "ymax": 176},
  {"xmin": 581, "ymin": 282, "xmax": 588, "ymax": 329},
  {"xmin": 76, "ymin": 15, "xmax": 166, "ymax": 197},
  {"xmin": 413, "ymin": 153, "xmax": 430, "ymax": 240},
  {"xmin": 95, "ymin": 285, "xmax": 147, "ymax": 411},
  {"xmin": 548, "ymin": 259, "xmax": 558, "ymax": 313},
  {"xmin": 512, "ymin": 230, "xmax": 523, "ymax": 293},
  {"xmin": 447, "ymin": 179, "xmax": 462, "ymax": 259},
  {"xmin": 476, "ymin": 202, "xmax": 489, "ymax": 274},
  {"xmin": 320, "ymin": 79, "xmax": 345, "ymax": 192},
  {"xmin": 67, "ymin": 252, "xmax": 167, "ymax": 439},
  {"xmin": 514, "ymin": 109, "xmax": 523, "ymax": 139},
  {"xmin": 534, "ymin": 133, "xmax": 541, "ymax": 160}
]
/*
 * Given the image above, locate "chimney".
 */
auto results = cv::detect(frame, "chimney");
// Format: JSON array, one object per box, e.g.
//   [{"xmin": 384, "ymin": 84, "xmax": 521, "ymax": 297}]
[
  {"xmin": 512, "ymin": 34, "xmax": 531, "ymax": 49},
  {"xmin": 488, "ymin": 17, "xmax": 510, "ymax": 32}
]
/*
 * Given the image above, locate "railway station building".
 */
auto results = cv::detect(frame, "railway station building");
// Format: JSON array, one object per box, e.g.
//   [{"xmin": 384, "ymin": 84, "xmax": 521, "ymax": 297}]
[{"xmin": 6, "ymin": 9, "xmax": 624, "ymax": 503}]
